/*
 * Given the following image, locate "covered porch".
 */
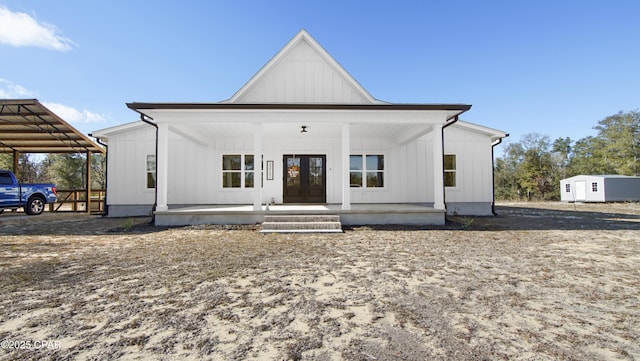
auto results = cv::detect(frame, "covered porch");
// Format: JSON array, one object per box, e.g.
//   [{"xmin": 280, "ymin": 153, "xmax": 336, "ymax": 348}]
[
  {"xmin": 154, "ymin": 203, "xmax": 445, "ymax": 227},
  {"xmin": 127, "ymin": 103, "xmax": 470, "ymax": 225}
]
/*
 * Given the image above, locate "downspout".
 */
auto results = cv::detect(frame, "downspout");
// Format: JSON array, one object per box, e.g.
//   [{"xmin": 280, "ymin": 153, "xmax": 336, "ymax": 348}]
[
  {"xmin": 138, "ymin": 112, "xmax": 158, "ymax": 223},
  {"xmin": 441, "ymin": 115, "xmax": 459, "ymax": 217},
  {"xmin": 90, "ymin": 135, "xmax": 109, "ymax": 217},
  {"xmin": 491, "ymin": 134, "xmax": 509, "ymax": 215}
]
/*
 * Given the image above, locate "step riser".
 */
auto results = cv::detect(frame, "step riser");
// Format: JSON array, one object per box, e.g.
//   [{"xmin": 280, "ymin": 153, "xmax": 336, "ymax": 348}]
[
  {"xmin": 261, "ymin": 229, "xmax": 343, "ymax": 233},
  {"xmin": 260, "ymin": 214, "xmax": 343, "ymax": 233},
  {"xmin": 261, "ymin": 222, "xmax": 342, "ymax": 230},
  {"xmin": 263, "ymin": 215, "xmax": 340, "ymax": 223}
]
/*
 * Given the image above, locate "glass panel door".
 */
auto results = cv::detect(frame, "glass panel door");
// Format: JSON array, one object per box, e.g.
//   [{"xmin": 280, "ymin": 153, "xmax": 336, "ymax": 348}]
[
  {"xmin": 283, "ymin": 155, "xmax": 326, "ymax": 203},
  {"xmin": 285, "ymin": 156, "xmax": 301, "ymax": 197},
  {"xmin": 308, "ymin": 157, "xmax": 324, "ymax": 198}
]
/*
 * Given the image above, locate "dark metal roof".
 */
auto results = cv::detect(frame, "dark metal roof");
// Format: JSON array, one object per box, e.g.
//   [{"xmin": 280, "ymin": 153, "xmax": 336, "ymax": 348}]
[
  {"xmin": 127, "ymin": 102, "xmax": 472, "ymax": 112},
  {"xmin": 0, "ymin": 99, "xmax": 104, "ymax": 154}
]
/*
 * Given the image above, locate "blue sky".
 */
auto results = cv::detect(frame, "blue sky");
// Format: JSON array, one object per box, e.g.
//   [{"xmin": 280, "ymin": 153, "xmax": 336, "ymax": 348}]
[{"xmin": 1, "ymin": 1, "xmax": 638, "ymax": 151}]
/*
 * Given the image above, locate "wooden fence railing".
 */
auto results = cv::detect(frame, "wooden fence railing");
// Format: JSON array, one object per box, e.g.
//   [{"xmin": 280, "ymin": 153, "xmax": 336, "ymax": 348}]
[{"xmin": 48, "ymin": 189, "xmax": 106, "ymax": 214}]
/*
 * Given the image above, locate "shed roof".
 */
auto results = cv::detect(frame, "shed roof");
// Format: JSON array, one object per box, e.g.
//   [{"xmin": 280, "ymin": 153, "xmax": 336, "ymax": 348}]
[
  {"xmin": 0, "ymin": 99, "xmax": 104, "ymax": 154},
  {"xmin": 562, "ymin": 175, "xmax": 640, "ymax": 181}
]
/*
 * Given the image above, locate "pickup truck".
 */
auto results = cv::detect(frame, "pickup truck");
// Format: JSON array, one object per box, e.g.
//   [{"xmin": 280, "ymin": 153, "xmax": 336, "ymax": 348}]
[{"xmin": 0, "ymin": 170, "xmax": 57, "ymax": 215}]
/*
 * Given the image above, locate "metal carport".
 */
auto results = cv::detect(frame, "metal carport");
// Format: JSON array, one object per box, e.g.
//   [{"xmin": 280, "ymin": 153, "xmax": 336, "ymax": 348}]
[{"xmin": 0, "ymin": 99, "xmax": 105, "ymax": 213}]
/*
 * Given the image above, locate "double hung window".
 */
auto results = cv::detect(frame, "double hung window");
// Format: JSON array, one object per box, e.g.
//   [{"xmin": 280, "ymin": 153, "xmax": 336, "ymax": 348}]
[
  {"xmin": 146, "ymin": 155, "xmax": 156, "ymax": 189},
  {"xmin": 444, "ymin": 154, "xmax": 456, "ymax": 187}
]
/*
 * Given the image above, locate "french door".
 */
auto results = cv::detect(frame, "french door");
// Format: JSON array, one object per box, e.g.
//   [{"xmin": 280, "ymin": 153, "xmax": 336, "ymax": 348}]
[{"xmin": 283, "ymin": 155, "xmax": 326, "ymax": 203}]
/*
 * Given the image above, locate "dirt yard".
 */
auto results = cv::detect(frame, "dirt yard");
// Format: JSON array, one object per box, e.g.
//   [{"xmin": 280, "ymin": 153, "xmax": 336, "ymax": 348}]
[{"xmin": 0, "ymin": 202, "xmax": 638, "ymax": 360}]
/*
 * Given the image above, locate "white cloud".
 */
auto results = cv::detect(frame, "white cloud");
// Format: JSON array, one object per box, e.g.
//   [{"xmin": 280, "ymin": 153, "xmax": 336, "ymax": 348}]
[
  {"xmin": 43, "ymin": 102, "xmax": 106, "ymax": 124},
  {"xmin": 0, "ymin": 79, "xmax": 37, "ymax": 98},
  {"xmin": 0, "ymin": 7, "xmax": 75, "ymax": 51}
]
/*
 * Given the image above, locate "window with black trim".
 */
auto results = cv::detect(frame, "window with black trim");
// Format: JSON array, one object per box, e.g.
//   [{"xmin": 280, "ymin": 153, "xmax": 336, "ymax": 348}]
[
  {"xmin": 222, "ymin": 154, "xmax": 254, "ymax": 188},
  {"xmin": 444, "ymin": 154, "xmax": 456, "ymax": 187},
  {"xmin": 350, "ymin": 154, "xmax": 384, "ymax": 188},
  {"xmin": 565, "ymin": 184, "xmax": 571, "ymax": 192},
  {"xmin": 591, "ymin": 182, "xmax": 598, "ymax": 192}
]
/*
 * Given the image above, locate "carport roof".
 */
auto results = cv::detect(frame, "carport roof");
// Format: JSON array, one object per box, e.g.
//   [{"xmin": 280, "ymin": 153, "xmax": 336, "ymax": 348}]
[{"xmin": 0, "ymin": 99, "xmax": 104, "ymax": 154}]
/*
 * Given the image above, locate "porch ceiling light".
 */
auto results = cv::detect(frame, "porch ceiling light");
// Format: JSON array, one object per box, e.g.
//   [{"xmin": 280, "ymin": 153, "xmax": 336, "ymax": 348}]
[{"xmin": 301, "ymin": 125, "xmax": 308, "ymax": 133}]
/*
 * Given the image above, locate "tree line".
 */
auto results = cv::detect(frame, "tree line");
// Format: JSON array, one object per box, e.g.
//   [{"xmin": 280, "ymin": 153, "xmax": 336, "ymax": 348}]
[
  {"xmin": 0, "ymin": 153, "xmax": 105, "ymax": 190},
  {"xmin": 495, "ymin": 110, "xmax": 640, "ymax": 200}
]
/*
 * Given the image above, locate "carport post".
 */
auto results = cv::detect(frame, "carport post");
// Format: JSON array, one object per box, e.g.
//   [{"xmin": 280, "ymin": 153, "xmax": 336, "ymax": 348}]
[
  {"xmin": 12, "ymin": 150, "xmax": 19, "ymax": 178},
  {"xmin": 86, "ymin": 151, "xmax": 92, "ymax": 213}
]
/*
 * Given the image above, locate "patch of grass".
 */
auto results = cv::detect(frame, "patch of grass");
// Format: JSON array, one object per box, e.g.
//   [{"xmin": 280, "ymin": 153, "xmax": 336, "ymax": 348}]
[
  {"xmin": 461, "ymin": 217, "xmax": 475, "ymax": 228},
  {"xmin": 121, "ymin": 218, "xmax": 135, "ymax": 231}
]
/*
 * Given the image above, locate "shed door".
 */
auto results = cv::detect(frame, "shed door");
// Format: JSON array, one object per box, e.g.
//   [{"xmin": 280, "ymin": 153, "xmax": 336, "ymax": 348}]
[
  {"xmin": 283, "ymin": 155, "xmax": 326, "ymax": 203},
  {"xmin": 575, "ymin": 180, "xmax": 587, "ymax": 201}
]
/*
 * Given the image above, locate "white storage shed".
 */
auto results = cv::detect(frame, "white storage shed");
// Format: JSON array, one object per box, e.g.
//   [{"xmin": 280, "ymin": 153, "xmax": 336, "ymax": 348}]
[{"xmin": 560, "ymin": 175, "xmax": 640, "ymax": 202}]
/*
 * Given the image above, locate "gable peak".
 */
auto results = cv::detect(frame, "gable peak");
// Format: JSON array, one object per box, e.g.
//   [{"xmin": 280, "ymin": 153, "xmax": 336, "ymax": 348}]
[{"xmin": 227, "ymin": 29, "xmax": 382, "ymax": 104}]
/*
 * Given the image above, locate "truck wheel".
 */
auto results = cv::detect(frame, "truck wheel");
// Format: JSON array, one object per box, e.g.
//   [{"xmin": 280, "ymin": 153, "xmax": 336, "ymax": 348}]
[{"xmin": 25, "ymin": 196, "xmax": 45, "ymax": 215}]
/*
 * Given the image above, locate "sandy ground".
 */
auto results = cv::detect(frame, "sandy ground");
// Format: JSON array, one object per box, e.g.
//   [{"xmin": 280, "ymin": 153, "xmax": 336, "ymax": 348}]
[{"xmin": 0, "ymin": 202, "xmax": 638, "ymax": 360}]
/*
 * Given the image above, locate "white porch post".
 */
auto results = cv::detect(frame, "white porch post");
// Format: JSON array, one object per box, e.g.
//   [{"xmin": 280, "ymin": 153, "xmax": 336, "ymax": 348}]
[
  {"xmin": 432, "ymin": 126, "xmax": 445, "ymax": 210},
  {"xmin": 156, "ymin": 122, "xmax": 169, "ymax": 212},
  {"xmin": 341, "ymin": 123, "xmax": 351, "ymax": 210},
  {"xmin": 253, "ymin": 123, "xmax": 263, "ymax": 211}
]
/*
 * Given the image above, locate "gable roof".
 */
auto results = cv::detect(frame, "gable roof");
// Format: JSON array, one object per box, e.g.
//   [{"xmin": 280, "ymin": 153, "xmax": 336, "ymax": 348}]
[{"xmin": 227, "ymin": 30, "xmax": 383, "ymax": 104}]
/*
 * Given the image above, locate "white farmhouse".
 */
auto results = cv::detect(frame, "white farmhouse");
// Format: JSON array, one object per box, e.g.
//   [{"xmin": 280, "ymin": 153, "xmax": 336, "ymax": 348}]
[
  {"xmin": 560, "ymin": 175, "xmax": 640, "ymax": 202},
  {"xmin": 93, "ymin": 30, "xmax": 507, "ymax": 226}
]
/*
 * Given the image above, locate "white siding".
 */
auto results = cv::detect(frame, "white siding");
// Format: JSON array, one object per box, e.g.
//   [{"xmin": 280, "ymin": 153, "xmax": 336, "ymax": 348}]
[
  {"xmin": 106, "ymin": 126, "xmax": 156, "ymax": 206},
  {"xmin": 561, "ymin": 176, "xmax": 604, "ymax": 202},
  {"xmin": 157, "ymin": 134, "xmax": 441, "ymax": 206},
  {"xmin": 167, "ymin": 136, "xmax": 212, "ymax": 205},
  {"xmin": 443, "ymin": 126, "xmax": 495, "ymax": 203},
  {"xmin": 106, "ymin": 127, "xmax": 213, "ymax": 206},
  {"xmin": 350, "ymin": 137, "xmax": 434, "ymax": 204},
  {"xmin": 105, "ymin": 123, "xmax": 500, "ymax": 213},
  {"xmin": 235, "ymin": 39, "xmax": 370, "ymax": 104}
]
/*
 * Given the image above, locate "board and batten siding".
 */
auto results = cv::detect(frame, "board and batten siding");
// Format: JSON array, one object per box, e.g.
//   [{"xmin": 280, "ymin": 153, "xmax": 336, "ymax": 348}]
[
  {"xmin": 104, "ymin": 124, "xmax": 498, "ymax": 215},
  {"xmin": 350, "ymin": 137, "xmax": 435, "ymax": 204},
  {"xmin": 167, "ymin": 137, "xmax": 212, "ymax": 205},
  {"xmin": 106, "ymin": 126, "xmax": 213, "ymax": 209},
  {"xmin": 105, "ymin": 126, "xmax": 156, "ymax": 207},
  {"xmin": 443, "ymin": 126, "xmax": 495, "ymax": 205},
  {"xmin": 234, "ymin": 39, "xmax": 370, "ymax": 104}
]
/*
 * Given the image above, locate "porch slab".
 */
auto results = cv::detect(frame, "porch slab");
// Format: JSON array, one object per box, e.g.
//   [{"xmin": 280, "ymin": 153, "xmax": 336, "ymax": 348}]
[{"xmin": 154, "ymin": 203, "xmax": 445, "ymax": 227}]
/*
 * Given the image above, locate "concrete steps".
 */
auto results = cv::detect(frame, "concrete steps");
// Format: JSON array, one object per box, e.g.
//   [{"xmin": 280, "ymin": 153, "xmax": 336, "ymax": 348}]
[{"xmin": 260, "ymin": 214, "xmax": 343, "ymax": 233}]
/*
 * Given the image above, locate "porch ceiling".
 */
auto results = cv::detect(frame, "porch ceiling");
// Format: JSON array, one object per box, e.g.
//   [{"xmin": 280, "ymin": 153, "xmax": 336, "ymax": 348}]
[
  {"xmin": 171, "ymin": 122, "xmax": 435, "ymax": 144},
  {"xmin": 138, "ymin": 104, "xmax": 468, "ymax": 145}
]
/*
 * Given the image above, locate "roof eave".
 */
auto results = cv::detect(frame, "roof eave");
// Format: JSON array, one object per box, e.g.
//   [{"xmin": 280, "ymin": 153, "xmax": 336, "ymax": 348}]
[{"xmin": 126, "ymin": 102, "xmax": 472, "ymax": 112}]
